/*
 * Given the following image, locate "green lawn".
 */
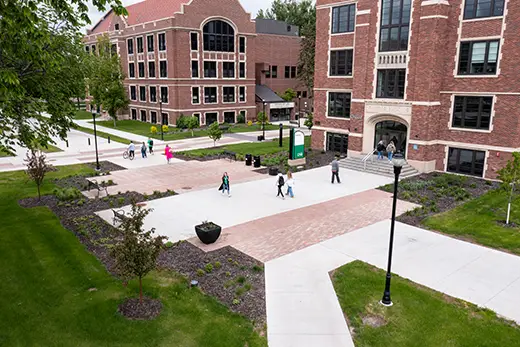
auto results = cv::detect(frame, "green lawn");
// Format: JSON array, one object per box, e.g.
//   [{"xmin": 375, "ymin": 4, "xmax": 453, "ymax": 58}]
[
  {"xmin": 41, "ymin": 143, "xmax": 62, "ymax": 153},
  {"xmin": 73, "ymin": 124, "xmax": 131, "ymax": 145},
  {"xmin": 0, "ymin": 149, "xmax": 12, "ymax": 157},
  {"xmin": 423, "ymin": 189, "xmax": 520, "ymax": 255},
  {"xmin": 333, "ymin": 261, "xmax": 520, "ymax": 347},
  {"xmin": 0, "ymin": 165, "xmax": 266, "ymax": 346},
  {"xmin": 179, "ymin": 136, "xmax": 311, "ymax": 158},
  {"xmin": 73, "ymin": 110, "xmax": 97, "ymax": 120},
  {"xmin": 93, "ymin": 119, "xmax": 283, "ymax": 141}
]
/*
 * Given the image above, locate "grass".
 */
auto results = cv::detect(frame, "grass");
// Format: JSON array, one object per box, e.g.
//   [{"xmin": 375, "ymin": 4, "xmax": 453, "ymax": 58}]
[
  {"xmin": 332, "ymin": 261, "xmax": 520, "ymax": 347},
  {"xmin": 73, "ymin": 124, "xmax": 132, "ymax": 145},
  {"xmin": 73, "ymin": 110, "xmax": 97, "ymax": 120},
  {"xmin": 93, "ymin": 119, "xmax": 283, "ymax": 141},
  {"xmin": 423, "ymin": 189, "xmax": 520, "ymax": 255},
  {"xmin": 180, "ymin": 136, "xmax": 311, "ymax": 158},
  {"xmin": 40, "ymin": 143, "xmax": 62, "ymax": 153},
  {"xmin": 0, "ymin": 165, "xmax": 266, "ymax": 346},
  {"xmin": 0, "ymin": 149, "xmax": 12, "ymax": 157}
]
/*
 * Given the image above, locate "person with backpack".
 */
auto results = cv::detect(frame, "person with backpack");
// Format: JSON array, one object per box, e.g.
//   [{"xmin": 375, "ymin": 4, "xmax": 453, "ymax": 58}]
[
  {"xmin": 386, "ymin": 141, "xmax": 396, "ymax": 161},
  {"xmin": 376, "ymin": 140, "xmax": 385, "ymax": 160},
  {"xmin": 276, "ymin": 173, "xmax": 285, "ymax": 199},
  {"xmin": 331, "ymin": 156, "xmax": 340, "ymax": 184},
  {"xmin": 147, "ymin": 137, "xmax": 154, "ymax": 155}
]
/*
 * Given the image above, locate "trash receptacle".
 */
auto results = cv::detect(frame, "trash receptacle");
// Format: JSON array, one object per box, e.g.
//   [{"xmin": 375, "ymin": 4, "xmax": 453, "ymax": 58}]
[
  {"xmin": 257, "ymin": 135, "xmax": 264, "ymax": 141},
  {"xmin": 253, "ymin": 155, "xmax": 261, "ymax": 168},
  {"xmin": 245, "ymin": 154, "xmax": 252, "ymax": 166}
]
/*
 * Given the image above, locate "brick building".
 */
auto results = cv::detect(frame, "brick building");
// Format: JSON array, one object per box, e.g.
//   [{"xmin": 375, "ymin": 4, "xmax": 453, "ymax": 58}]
[
  {"xmin": 83, "ymin": 0, "xmax": 308, "ymax": 127},
  {"xmin": 312, "ymin": 0, "xmax": 519, "ymax": 179}
]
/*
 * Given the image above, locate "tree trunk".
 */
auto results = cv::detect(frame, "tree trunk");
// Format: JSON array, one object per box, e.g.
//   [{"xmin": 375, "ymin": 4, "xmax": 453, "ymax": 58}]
[
  {"xmin": 113, "ymin": 116, "xmax": 117, "ymax": 128},
  {"xmin": 77, "ymin": 98, "xmax": 80, "ymax": 110},
  {"xmin": 139, "ymin": 276, "xmax": 143, "ymax": 304},
  {"xmin": 191, "ymin": 129, "xmax": 194, "ymax": 137},
  {"xmin": 37, "ymin": 184, "xmax": 41, "ymax": 201}
]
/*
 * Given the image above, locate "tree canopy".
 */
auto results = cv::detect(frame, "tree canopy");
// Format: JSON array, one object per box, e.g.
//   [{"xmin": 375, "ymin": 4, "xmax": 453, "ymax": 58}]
[{"xmin": 0, "ymin": 0, "xmax": 126, "ymax": 153}]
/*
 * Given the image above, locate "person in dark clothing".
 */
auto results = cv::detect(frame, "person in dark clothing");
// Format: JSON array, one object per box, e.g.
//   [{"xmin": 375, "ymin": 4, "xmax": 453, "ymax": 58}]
[
  {"xmin": 376, "ymin": 140, "xmax": 385, "ymax": 160},
  {"xmin": 147, "ymin": 138, "xmax": 154, "ymax": 154},
  {"xmin": 331, "ymin": 156, "xmax": 341, "ymax": 184},
  {"xmin": 219, "ymin": 172, "xmax": 230, "ymax": 197},
  {"xmin": 276, "ymin": 173, "xmax": 285, "ymax": 199}
]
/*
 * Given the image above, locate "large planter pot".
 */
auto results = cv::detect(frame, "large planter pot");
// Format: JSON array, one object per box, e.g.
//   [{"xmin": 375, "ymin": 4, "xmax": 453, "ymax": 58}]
[
  {"xmin": 195, "ymin": 222, "xmax": 222, "ymax": 244},
  {"xmin": 268, "ymin": 167, "xmax": 279, "ymax": 176}
]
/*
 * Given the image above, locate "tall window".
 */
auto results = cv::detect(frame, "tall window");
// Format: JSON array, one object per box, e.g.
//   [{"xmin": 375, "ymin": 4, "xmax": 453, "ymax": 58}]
[
  {"xmin": 130, "ymin": 86, "xmax": 136, "ymax": 100},
  {"xmin": 285, "ymin": 66, "xmax": 290, "ymax": 78},
  {"xmin": 192, "ymin": 87, "xmax": 200, "ymax": 104},
  {"xmin": 191, "ymin": 32, "xmax": 198, "ymax": 50},
  {"xmin": 239, "ymin": 86, "xmax": 246, "ymax": 102},
  {"xmin": 379, "ymin": 0, "xmax": 411, "ymax": 51},
  {"xmin": 150, "ymin": 111, "xmax": 157, "ymax": 123},
  {"xmin": 137, "ymin": 37, "xmax": 143, "ymax": 53},
  {"xmin": 128, "ymin": 63, "xmax": 135, "ymax": 78},
  {"xmin": 160, "ymin": 87, "xmax": 168, "ymax": 103},
  {"xmin": 158, "ymin": 33, "xmax": 166, "ymax": 51},
  {"xmin": 331, "ymin": 4, "xmax": 355, "ymax": 33},
  {"xmin": 224, "ymin": 111, "xmax": 235, "ymax": 123},
  {"xmin": 328, "ymin": 93, "xmax": 351, "ymax": 118},
  {"xmin": 447, "ymin": 148, "xmax": 485, "ymax": 177},
  {"xmin": 464, "ymin": 0, "xmax": 504, "ymax": 19},
  {"xmin": 192, "ymin": 61, "xmax": 199, "ymax": 78},
  {"xmin": 140, "ymin": 110, "xmax": 147, "ymax": 122},
  {"xmin": 150, "ymin": 86, "xmax": 157, "ymax": 102},
  {"xmin": 223, "ymin": 86, "xmax": 235, "ymax": 103},
  {"xmin": 138, "ymin": 62, "xmax": 145, "ymax": 78},
  {"xmin": 291, "ymin": 66, "xmax": 297, "ymax": 78},
  {"xmin": 204, "ymin": 61, "xmax": 217, "ymax": 78},
  {"xmin": 330, "ymin": 50, "xmax": 353, "ymax": 76},
  {"xmin": 206, "ymin": 113, "xmax": 218, "ymax": 125},
  {"xmin": 204, "ymin": 87, "xmax": 217, "ymax": 103},
  {"xmin": 239, "ymin": 62, "xmax": 245, "ymax": 78},
  {"xmin": 239, "ymin": 37, "xmax": 246, "ymax": 53},
  {"xmin": 139, "ymin": 86, "xmax": 146, "ymax": 101},
  {"xmin": 160, "ymin": 61, "xmax": 167, "ymax": 78},
  {"xmin": 458, "ymin": 40, "xmax": 499, "ymax": 75},
  {"xmin": 131, "ymin": 109, "xmax": 137, "ymax": 120},
  {"xmin": 203, "ymin": 20, "xmax": 235, "ymax": 52},
  {"xmin": 127, "ymin": 39, "xmax": 134, "ymax": 54},
  {"xmin": 271, "ymin": 66, "xmax": 278, "ymax": 78},
  {"xmin": 148, "ymin": 61, "xmax": 156, "ymax": 78},
  {"xmin": 452, "ymin": 96, "xmax": 492, "ymax": 130},
  {"xmin": 377, "ymin": 69, "xmax": 406, "ymax": 98},
  {"xmin": 223, "ymin": 62, "xmax": 235, "ymax": 78},
  {"xmin": 147, "ymin": 35, "xmax": 154, "ymax": 52}
]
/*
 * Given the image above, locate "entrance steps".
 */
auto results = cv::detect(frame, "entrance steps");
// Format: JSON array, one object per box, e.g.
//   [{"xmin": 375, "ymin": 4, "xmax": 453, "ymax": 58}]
[{"xmin": 339, "ymin": 155, "xmax": 419, "ymax": 178}]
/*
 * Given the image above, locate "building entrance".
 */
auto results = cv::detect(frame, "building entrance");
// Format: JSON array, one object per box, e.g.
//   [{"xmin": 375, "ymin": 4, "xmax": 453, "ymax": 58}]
[{"xmin": 374, "ymin": 120, "xmax": 407, "ymax": 155}]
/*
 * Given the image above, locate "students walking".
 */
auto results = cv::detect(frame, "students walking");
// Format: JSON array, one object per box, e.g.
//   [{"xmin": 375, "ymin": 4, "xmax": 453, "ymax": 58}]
[
  {"xmin": 165, "ymin": 144, "xmax": 173, "ymax": 164},
  {"xmin": 331, "ymin": 156, "xmax": 341, "ymax": 184},
  {"xmin": 219, "ymin": 172, "xmax": 231, "ymax": 197},
  {"xmin": 286, "ymin": 171, "xmax": 295, "ymax": 198},
  {"xmin": 376, "ymin": 140, "xmax": 385, "ymax": 160},
  {"xmin": 128, "ymin": 141, "xmax": 135, "ymax": 160},
  {"xmin": 141, "ymin": 142, "xmax": 147, "ymax": 158},
  {"xmin": 386, "ymin": 141, "xmax": 396, "ymax": 161},
  {"xmin": 147, "ymin": 138, "xmax": 154, "ymax": 154},
  {"xmin": 276, "ymin": 173, "xmax": 285, "ymax": 199}
]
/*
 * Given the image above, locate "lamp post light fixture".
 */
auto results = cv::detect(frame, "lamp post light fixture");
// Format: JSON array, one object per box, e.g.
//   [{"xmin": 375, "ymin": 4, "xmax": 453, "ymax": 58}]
[
  {"xmin": 298, "ymin": 94, "xmax": 301, "ymax": 128},
  {"xmin": 380, "ymin": 152, "xmax": 406, "ymax": 307},
  {"xmin": 159, "ymin": 99, "xmax": 164, "ymax": 141},
  {"xmin": 262, "ymin": 101, "xmax": 267, "ymax": 141},
  {"xmin": 91, "ymin": 107, "xmax": 101, "ymax": 171}
]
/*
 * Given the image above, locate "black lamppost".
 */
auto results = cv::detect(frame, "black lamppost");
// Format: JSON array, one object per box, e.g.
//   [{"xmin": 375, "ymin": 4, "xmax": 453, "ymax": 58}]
[
  {"xmin": 91, "ymin": 108, "xmax": 101, "ymax": 171},
  {"xmin": 262, "ymin": 102, "xmax": 266, "ymax": 141},
  {"xmin": 381, "ymin": 152, "xmax": 406, "ymax": 307},
  {"xmin": 159, "ymin": 99, "xmax": 164, "ymax": 141},
  {"xmin": 298, "ymin": 94, "xmax": 301, "ymax": 128}
]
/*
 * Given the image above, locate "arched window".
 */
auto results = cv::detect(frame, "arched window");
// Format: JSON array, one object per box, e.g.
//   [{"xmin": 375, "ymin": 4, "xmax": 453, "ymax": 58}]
[{"xmin": 203, "ymin": 20, "xmax": 235, "ymax": 52}]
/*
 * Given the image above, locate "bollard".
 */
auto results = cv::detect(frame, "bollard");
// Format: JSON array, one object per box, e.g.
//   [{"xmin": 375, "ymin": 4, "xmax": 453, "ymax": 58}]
[
  {"xmin": 108, "ymin": 136, "xmax": 111, "ymax": 144},
  {"xmin": 66, "ymin": 140, "xmax": 69, "ymax": 148},
  {"xmin": 88, "ymin": 138, "xmax": 91, "ymax": 146}
]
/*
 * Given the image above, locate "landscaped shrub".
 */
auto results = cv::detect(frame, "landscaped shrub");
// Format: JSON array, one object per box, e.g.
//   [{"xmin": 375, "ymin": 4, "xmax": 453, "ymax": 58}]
[
  {"xmin": 162, "ymin": 125, "xmax": 169, "ymax": 133},
  {"xmin": 205, "ymin": 263, "xmax": 213, "ymax": 273},
  {"xmin": 196, "ymin": 269, "xmax": 205, "ymax": 276},
  {"xmin": 237, "ymin": 113, "xmax": 245, "ymax": 123},
  {"xmin": 176, "ymin": 115, "xmax": 188, "ymax": 129},
  {"xmin": 214, "ymin": 261, "xmax": 222, "ymax": 269},
  {"xmin": 53, "ymin": 187, "xmax": 83, "ymax": 201},
  {"xmin": 150, "ymin": 126, "xmax": 157, "ymax": 134}
]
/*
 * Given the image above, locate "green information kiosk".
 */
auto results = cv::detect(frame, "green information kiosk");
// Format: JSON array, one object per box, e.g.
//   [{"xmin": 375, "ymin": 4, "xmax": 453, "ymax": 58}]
[{"xmin": 289, "ymin": 128, "xmax": 305, "ymax": 160}]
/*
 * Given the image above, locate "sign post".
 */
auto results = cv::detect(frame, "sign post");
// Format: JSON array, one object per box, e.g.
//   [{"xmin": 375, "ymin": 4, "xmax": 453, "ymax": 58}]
[{"xmin": 289, "ymin": 128, "xmax": 305, "ymax": 160}]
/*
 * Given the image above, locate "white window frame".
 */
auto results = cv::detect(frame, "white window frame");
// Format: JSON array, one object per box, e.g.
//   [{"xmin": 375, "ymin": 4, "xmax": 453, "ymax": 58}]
[
  {"xmin": 191, "ymin": 60, "xmax": 200, "ymax": 79},
  {"xmin": 159, "ymin": 85, "xmax": 169, "ymax": 105},
  {"xmin": 158, "ymin": 32, "xmax": 167, "ymax": 52},
  {"xmin": 139, "ymin": 109, "xmax": 147, "ymax": 122},
  {"xmin": 150, "ymin": 110, "xmax": 158, "ymax": 124},
  {"xmin": 325, "ymin": 90, "xmax": 352, "ymax": 120},
  {"xmin": 239, "ymin": 36, "xmax": 247, "ymax": 54},
  {"xmin": 222, "ymin": 61, "xmax": 236, "ymax": 79},
  {"xmin": 148, "ymin": 60, "xmax": 156, "ymax": 79},
  {"xmin": 146, "ymin": 34, "xmax": 155, "ymax": 53},
  {"xmin": 223, "ymin": 110, "xmax": 236, "ymax": 124},
  {"xmin": 149, "ymin": 85, "xmax": 158, "ymax": 103},
  {"xmin": 239, "ymin": 61, "xmax": 246, "ymax": 79},
  {"xmin": 192, "ymin": 112, "xmax": 201, "ymax": 124},
  {"xmin": 203, "ymin": 111, "xmax": 219, "ymax": 126},
  {"xmin": 129, "ymin": 85, "xmax": 137, "ymax": 101},
  {"xmin": 239, "ymin": 85, "xmax": 246, "ymax": 103},
  {"xmin": 327, "ymin": 47, "xmax": 354, "ymax": 79},
  {"xmin": 138, "ymin": 61, "xmax": 145, "ymax": 79},
  {"xmin": 191, "ymin": 86, "xmax": 201, "ymax": 105},
  {"xmin": 239, "ymin": 109, "xmax": 247, "ymax": 122},
  {"xmin": 159, "ymin": 59, "xmax": 168, "ymax": 79},
  {"xmin": 128, "ymin": 62, "xmax": 135, "ymax": 79},
  {"xmin": 130, "ymin": 108, "xmax": 138, "ymax": 120},
  {"xmin": 136, "ymin": 36, "xmax": 144, "ymax": 54},
  {"xmin": 447, "ymin": 93, "xmax": 495, "ymax": 133},
  {"xmin": 127, "ymin": 38, "xmax": 134, "ymax": 55},
  {"xmin": 139, "ymin": 85, "xmax": 146, "ymax": 103},
  {"xmin": 190, "ymin": 31, "xmax": 199, "ymax": 51},
  {"xmin": 222, "ymin": 85, "xmax": 236, "ymax": 104},
  {"xmin": 203, "ymin": 85, "xmax": 218, "ymax": 105},
  {"xmin": 203, "ymin": 60, "xmax": 218, "ymax": 79}
]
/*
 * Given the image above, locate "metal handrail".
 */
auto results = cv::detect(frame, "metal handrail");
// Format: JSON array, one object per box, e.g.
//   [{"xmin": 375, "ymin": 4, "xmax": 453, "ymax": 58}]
[{"xmin": 362, "ymin": 148, "xmax": 377, "ymax": 170}]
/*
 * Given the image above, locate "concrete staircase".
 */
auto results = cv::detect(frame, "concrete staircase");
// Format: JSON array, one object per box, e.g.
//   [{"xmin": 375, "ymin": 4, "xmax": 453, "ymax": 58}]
[{"xmin": 339, "ymin": 155, "xmax": 419, "ymax": 178}]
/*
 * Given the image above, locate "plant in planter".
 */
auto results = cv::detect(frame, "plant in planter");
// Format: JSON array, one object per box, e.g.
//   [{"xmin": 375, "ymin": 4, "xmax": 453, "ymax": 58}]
[{"xmin": 195, "ymin": 220, "xmax": 222, "ymax": 244}]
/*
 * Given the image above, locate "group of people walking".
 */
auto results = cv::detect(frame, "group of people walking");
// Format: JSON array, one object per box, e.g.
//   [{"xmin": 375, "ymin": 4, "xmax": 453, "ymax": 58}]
[
  {"xmin": 276, "ymin": 171, "xmax": 295, "ymax": 199},
  {"xmin": 126, "ymin": 138, "xmax": 174, "ymax": 164},
  {"xmin": 376, "ymin": 139, "xmax": 397, "ymax": 161}
]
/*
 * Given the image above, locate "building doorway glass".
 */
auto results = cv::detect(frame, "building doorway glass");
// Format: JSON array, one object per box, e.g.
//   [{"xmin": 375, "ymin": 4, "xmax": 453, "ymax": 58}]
[
  {"xmin": 270, "ymin": 108, "xmax": 291, "ymax": 122},
  {"xmin": 374, "ymin": 120, "xmax": 407, "ymax": 154}
]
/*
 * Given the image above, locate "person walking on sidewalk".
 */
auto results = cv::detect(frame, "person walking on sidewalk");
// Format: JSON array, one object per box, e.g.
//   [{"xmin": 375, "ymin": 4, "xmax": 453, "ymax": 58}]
[
  {"xmin": 141, "ymin": 142, "xmax": 147, "ymax": 158},
  {"xmin": 219, "ymin": 172, "xmax": 231, "ymax": 197},
  {"xmin": 128, "ymin": 141, "xmax": 135, "ymax": 160},
  {"xmin": 276, "ymin": 173, "xmax": 285, "ymax": 199},
  {"xmin": 331, "ymin": 156, "xmax": 341, "ymax": 184},
  {"xmin": 376, "ymin": 140, "xmax": 385, "ymax": 160},
  {"xmin": 386, "ymin": 141, "xmax": 396, "ymax": 161},
  {"xmin": 165, "ymin": 144, "xmax": 173, "ymax": 164},
  {"xmin": 286, "ymin": 171, "xmax": 295, "ymax": 198},
  {"xmin": 147, "ymin": 137, "xmax": 154, "ymax": 155}
]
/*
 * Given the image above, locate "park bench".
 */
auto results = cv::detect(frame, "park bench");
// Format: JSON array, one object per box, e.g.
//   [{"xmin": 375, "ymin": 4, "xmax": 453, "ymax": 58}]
[
  {"xmin": 112, "ymin": 209, "xmax": 127, "ymax": 226},
  {"xmin": 220, "ymin": 150, "xmax": 237, "ymax": 162},
  {"xmin": 88, "ymin": 179, "xmax": 108, "ymax": 197}
]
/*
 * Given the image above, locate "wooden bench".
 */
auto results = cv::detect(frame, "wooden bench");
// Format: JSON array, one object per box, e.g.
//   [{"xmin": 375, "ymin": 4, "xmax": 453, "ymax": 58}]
[
  {"xmin": 88, "ymin": 179, "xmax": 108, "ymax": 197},
  {"xmin": 112, "ymin": 209, "xmax": 127, "ymax": 225},
  {"xmin": 220, "ymin": 150, "xmax": 237, "ymax": 162}
]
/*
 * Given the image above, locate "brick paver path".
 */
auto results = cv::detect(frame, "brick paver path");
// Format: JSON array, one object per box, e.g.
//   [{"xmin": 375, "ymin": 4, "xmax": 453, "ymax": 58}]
[{"xmin": 190, "ymin": 189, "xmax": 418, "ymax": 262}]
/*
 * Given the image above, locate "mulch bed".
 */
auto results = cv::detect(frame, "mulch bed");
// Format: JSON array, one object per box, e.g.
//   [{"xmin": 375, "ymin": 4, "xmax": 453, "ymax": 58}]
[
  {"xmin": 118, "ymin": 297, "xmax": 163, "ymax": 320},
  {"xmin": 158, "ymin": 241, "xmax": 266, "ymax": 325},
  {"xmin": 377, "ymin": 172, "xmax": 500, "ymax": 226},
  {"xmin": 87, "ymin": 161, "xmax": 126, "ymax": 173},
  {"xmin": 54, "ymin": 161, "xmax": 125, "ymax": 191}
]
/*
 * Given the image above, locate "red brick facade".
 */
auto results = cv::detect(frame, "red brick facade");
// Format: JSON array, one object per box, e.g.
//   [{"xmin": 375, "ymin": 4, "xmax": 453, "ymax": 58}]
[
  {"xmin": 313, "ymin": 0, "xmax": 519, "ymax": 178},
  {"xmin": 83, "ymin": 0, "xmax": 303, "ymax": 127}
]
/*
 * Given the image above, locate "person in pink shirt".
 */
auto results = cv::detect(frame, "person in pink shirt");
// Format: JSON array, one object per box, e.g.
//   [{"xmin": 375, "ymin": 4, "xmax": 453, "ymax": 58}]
[{"xmin": 165, "ymin": 144, "xmax": 173, "ymax": 164}]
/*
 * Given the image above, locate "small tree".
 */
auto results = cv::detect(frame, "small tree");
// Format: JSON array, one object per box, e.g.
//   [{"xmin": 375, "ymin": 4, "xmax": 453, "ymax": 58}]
[
  {"xmin": 186, "ymin": 116, "xmax": 199, "ymax": 137},
  {"xmin": 498, "ymin": 152, "xmax": 520, "ymax": 225},
  {"xmin": 111, "ymin": 203, "xmax": 164, "ymax": 304},
  {"xmin": 257, "ymin": 111, "xmax": 268, "ymax": 128},
  {"xmin": 207, "ymin": 121, "xmax": 222, "ymax": 147},
  {"xmin": 304, "ymin": 113, "xmax": 314, "ymax": 130},
  {"xmin": 280, "ymin": 88, "xmax": 297, "ymax": 102},
  {"xmin": 24, "ymin": 149, "xmax": 54, "ymax": 200}
]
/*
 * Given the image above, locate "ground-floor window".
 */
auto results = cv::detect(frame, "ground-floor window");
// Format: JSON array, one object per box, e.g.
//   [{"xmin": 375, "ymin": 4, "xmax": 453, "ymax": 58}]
[
  {"xmin": 140, "ymin": 110, "xmax": 147, "ymax": 122},
  {"xmin": 161, "ymin": 112, "xmax": 169, "ymax": 125},
  {"xmin": 205, "ymin": 112, "xmax": 218, "ymax": 125},
  {"xmin": 193, "ymin": 113, "xmax": 200, "ymax": 124},
  {"xmin": 327, "ymin": 132, "xmax": 348, "ymax": 154},
  {"xmin": 150, "ymin": 111, "xmax": 157, "ymax": 124},
  {"xmin": 447, "ymin": 147, "xmax": 485, "ymax": 177},
  {"xmin": 270, "ymin": 108, "xmax": 291, "ymax": 122},
  {"xmin": 131, "ymin": 109, "xmax": 137, "ymax": 120},
  {"xmin": 224, "ymin": 111, "xmax": 235, "ymax": 124}
]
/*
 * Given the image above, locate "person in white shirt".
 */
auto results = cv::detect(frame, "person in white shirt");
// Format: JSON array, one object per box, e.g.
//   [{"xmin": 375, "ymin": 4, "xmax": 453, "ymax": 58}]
[
  {"xmin": 286, "ymin": 171, "xmax": 295, "ymax": 198},
  {"xmin": 128, "ymin": 141, "xmax": 135, "ymax": 159}
]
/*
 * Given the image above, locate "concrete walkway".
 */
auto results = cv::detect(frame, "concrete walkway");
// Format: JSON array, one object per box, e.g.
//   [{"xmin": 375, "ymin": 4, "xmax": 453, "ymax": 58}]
[
  {"xmin": 74, "ymin": 119, "xmax": 162, "ymax": 144},
  {"xmin": 265, "ymin": 220, "xmax": 520, "ymax": 346}
]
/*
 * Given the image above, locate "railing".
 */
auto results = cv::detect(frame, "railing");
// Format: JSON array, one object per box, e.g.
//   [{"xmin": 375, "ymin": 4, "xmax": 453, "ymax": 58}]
[
  {"xmin": 376, "ymin": 51, "xmax": 408, "ymax": 69},
  {"xmin": 362, "ymin": 148, "xmax": 377, "ymax": 171}
]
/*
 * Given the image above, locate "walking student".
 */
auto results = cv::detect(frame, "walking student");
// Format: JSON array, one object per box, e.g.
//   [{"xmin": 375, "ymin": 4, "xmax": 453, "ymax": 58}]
[
  {"xmin": 219, "ymin": 172, "xmax": 231, "ymax": 197},
  {"xmin": 165, "ymin": 144, "xmax": 173, "ymax": 164},
  {"xmin": 386, "ymin": 141, "xmax": 396, "ymax": 161},
  {"xmin": 331, "ymin": 156, "xmax": 341, "ymax": 184},
  {"xmin": 376, "ymin": 140, "xmax": 385, "ymax": 160},
  {"xmin": 128, "ymin": 141, "xmax": 135, "ymax": 160},
  {"xmin": 286, "ymin": 171, "xmax": 295, "ymax": 198},
  {"xmin": 147, "ymin": 137, "xmax": 154, "ymax": 154},
  {"xmin": 141, "ymin": 142, "xmax": 147, "ymax": 158},
  {"xmin": 276, "ymin": 173, "xmax": 285, "ymax": 199}
]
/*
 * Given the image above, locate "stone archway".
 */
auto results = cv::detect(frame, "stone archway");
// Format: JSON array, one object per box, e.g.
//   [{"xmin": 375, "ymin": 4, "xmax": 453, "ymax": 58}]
[{"xmin": 362, "ymin": 113, "xmax": 411, "ymax": 157}]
